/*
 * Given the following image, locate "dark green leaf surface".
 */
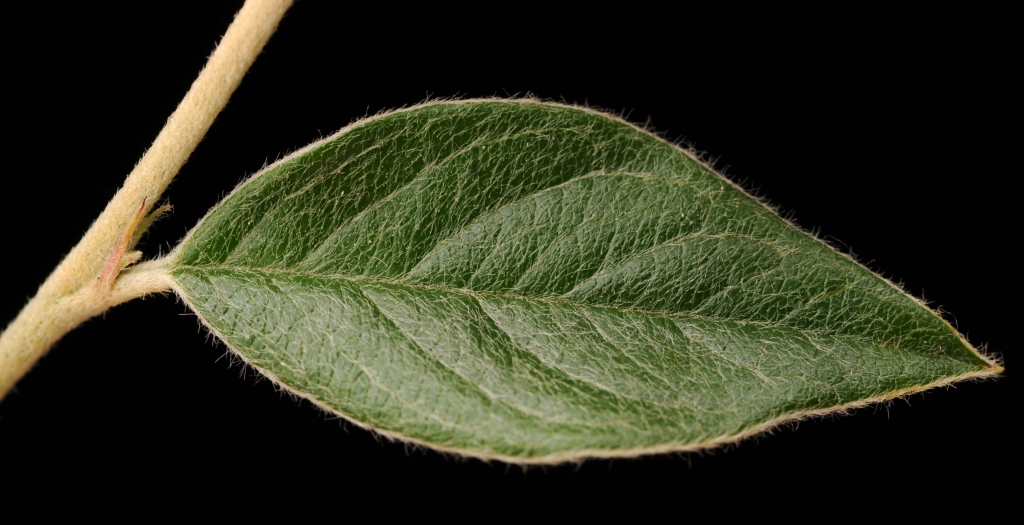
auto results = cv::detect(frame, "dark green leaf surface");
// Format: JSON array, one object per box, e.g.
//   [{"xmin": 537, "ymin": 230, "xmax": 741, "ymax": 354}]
[{"xmin": 169, "ymin": 100, "xmax": 992, "ymax": 462}]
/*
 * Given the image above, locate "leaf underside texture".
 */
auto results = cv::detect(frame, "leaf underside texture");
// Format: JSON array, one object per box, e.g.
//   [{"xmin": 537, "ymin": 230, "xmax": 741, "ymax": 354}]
[{"xmin": 169, "ymin": 100, "xmax": 992, "ymax": 462}]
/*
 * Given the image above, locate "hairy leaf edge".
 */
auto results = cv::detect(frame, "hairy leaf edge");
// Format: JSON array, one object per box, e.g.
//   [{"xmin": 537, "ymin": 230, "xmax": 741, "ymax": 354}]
[
  {"xmin": 161, "ymin": 98, "xmax": 1002, "ymax": 464},
  {"xmin": 168, "ymin": 97, "xmax": 1000, "ymax": 370},
  {"xmin": 164, "ymin": 273, "xmax": 1001, "ymax": 464}
]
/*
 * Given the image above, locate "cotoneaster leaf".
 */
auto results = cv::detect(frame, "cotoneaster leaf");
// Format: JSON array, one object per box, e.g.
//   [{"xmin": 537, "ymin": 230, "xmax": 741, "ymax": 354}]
[{"xmin": 166, "ymin": 100, "xmax": 995, "ymax": 463}]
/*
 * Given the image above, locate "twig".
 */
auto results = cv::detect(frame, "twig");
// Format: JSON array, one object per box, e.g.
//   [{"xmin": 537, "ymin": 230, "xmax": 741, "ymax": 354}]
[{"xmin": 0, "ymin": 0, "xmax": 294, "ymax": 399}]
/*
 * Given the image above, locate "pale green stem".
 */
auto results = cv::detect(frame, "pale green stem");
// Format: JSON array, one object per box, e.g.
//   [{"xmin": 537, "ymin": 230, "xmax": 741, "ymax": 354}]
[{"xmin": 0, "ymin": 0, "xmax": 294, "ymax": 399}]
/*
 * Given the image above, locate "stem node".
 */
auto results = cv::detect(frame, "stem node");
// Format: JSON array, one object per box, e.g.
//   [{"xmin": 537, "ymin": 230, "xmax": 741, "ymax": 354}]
[{"xmin": 0, "ymin": 0, "xmax": 293, "ymax": 401}]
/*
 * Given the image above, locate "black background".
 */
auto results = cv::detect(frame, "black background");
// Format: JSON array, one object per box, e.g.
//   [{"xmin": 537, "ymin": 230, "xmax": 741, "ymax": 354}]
[{"xmin": 2, "ymin": 1, "xmax": 1016, "ymax": 513}]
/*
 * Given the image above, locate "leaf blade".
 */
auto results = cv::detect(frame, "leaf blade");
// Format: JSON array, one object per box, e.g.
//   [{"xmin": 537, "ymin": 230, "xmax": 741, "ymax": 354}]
[{"xmin": 170, "ymin": 100, "xmax": 993, "ymax": 461}]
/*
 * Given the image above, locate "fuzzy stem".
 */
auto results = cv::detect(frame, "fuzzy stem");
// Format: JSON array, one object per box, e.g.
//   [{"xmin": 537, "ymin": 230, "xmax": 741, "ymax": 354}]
[{"xmin": 0, "ymin": 0, "xmax": 293, "ymax": 399}]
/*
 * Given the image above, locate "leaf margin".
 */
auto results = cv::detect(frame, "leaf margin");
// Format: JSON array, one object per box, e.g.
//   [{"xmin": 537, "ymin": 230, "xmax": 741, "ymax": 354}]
[{"xmin": 160, "ymin": 98, "xmax": 1002, "ymax": 464}]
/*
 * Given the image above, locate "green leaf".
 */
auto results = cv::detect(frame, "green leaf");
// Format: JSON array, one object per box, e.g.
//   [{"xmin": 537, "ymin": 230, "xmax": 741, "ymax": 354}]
[{"xmin": 167, "ymin": 100, "xmax": 995, "ymax": 462}]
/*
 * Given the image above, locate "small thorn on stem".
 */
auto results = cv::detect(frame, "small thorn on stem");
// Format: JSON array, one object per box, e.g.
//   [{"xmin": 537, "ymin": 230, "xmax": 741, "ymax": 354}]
[{"xmin": 129, "ymin": 202, "xmax": 173, "ymax": 251}]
